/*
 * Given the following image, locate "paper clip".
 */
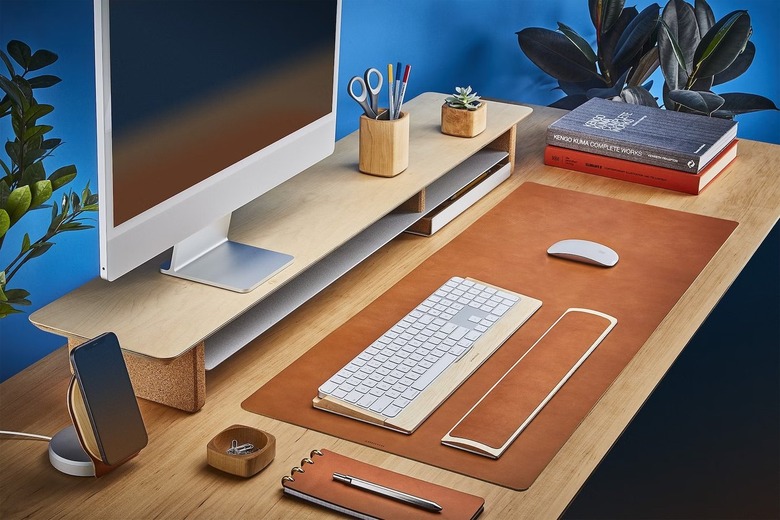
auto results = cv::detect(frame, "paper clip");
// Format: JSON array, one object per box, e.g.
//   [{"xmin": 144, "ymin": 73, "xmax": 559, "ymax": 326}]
[{"xmin": 227, "ymin": 440, "xmax": 256, "ymax": 455}]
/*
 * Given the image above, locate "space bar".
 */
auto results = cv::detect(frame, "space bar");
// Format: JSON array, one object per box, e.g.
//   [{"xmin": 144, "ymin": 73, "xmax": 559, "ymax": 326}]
[{"xmin": 412, "ymin": 353, "xmax": 458, "ymax": 392}]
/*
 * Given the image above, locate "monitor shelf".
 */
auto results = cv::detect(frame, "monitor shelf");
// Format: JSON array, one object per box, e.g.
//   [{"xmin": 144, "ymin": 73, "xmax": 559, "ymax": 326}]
[{"xmin": 30, "ymin": 93, "xmax": 532, "ymax": 411}]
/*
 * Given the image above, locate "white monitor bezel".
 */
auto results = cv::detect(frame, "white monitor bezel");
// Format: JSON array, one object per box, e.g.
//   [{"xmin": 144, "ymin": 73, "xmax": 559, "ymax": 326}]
[{"xmin": 93, "ymin": 0, "xmax": 341, "ymax": 283}]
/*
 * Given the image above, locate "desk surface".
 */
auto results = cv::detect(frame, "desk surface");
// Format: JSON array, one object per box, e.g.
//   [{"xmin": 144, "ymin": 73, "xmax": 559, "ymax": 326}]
[{"xmin": 2, "ymin": 104, "xmax": 778, "ymax": 519}]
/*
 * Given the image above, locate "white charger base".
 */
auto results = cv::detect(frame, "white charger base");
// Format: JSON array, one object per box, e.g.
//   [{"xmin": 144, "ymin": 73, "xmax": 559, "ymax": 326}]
[{"xmin": 48, "ymin": 425, "xmax": 94, "ymax": 477}]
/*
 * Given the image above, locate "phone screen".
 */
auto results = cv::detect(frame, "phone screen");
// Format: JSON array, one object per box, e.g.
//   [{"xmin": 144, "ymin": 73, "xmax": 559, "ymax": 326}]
[{"xmin": 70, "ymin": 332, "xmax": 148, "ymax": 465}]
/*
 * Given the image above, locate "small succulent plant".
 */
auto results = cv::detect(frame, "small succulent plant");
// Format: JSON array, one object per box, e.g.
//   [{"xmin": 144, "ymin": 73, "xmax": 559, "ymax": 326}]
[{"xmin": 445, "ymin": 86, "xmax": 482, "ymax": 110}]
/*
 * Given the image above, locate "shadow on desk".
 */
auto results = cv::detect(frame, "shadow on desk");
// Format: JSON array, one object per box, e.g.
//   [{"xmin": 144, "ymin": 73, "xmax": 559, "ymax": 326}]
[{"xmin": 564, "ymin": 223, "xmax": 780, "ymax": 519}]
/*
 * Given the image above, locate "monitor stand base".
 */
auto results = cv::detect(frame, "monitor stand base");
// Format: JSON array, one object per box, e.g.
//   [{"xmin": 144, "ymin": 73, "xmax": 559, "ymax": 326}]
[{"xmin": 160, "ymin": 214, "xmax": 294, "ymax": 293}]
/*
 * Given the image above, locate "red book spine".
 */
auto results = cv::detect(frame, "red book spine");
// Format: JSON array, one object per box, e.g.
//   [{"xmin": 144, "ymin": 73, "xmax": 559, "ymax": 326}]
[{"xmin": 544, "ymin": 141, "xmax": 738, "ymax": 195}]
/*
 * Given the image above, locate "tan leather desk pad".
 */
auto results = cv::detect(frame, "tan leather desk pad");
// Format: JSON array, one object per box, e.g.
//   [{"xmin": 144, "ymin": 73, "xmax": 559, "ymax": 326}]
[{"xmin": 243, "ymin": 182, "xmax": 737, "ymax": 490}]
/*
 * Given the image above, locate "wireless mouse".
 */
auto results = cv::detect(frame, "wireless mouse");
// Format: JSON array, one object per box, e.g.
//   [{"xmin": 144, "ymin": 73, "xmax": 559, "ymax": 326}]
[{"xmin": 547, "ymin": 239, "xmax": 619, "ymax": 267}]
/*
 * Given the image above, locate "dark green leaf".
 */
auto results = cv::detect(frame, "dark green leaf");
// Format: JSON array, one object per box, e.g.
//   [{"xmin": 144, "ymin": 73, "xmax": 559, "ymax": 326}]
[
  {"xmin": 550, "ymin": 94, "xmax": 590, "ymax": 110},
  {"xmin": 0, "ymin": 49, "xmax": 15, "ymax": 77},
  {"xmin": 28, "ymin": 75, "xmax": 61, "ymax": 89},
  {"xmin": 713, "ymin": 41, "xmax": 754, "ymax": 85},
  {"xmin": 28, "ymin": 49, "xmax": 58, "ymax": 72},
  {"xmin": 21, "ymin": 233, "xmax": 31, "ymax": 254},
  {"xmin": 658, "ymin": 0, "xmax": 699, "ymax": 90},
  {"xmin": 587, "ymin": 69, "xmax": 630, "ymax": 99},
  {"xmin": 48, "ymin": 164, "xmax": 77, "ymax": 190},
  {"xmin": 589, "ymin": 0, "xmax": 626, "ymax": 37},
  {"xmin": 13, "ymin": 74, "xmax": 33, "ymax": 101},
  {"xmin": 557, "ymin": 22, "xmax": 598, "ymax": 64},
  {"xmin": 693, "ymin": 10, "xmax": 752, "ymax": 80},
  {"xmin": 517, "ymin": 28, "xmax": 602, "ymax": 83},
  {"xmin": 61, "ymin": 192, "xmax": 70, "ymax": 215},
  {"xmin": 628, "ymin": 48, "xmax": 660, "ymax": 86},
  {"xmin": 59, "ymin": 222, "xmax": 93, "ymax": 232},
  {"xmin": 620, "ymin": 86, "xmax": 659, "ymax": 106},
  {"xmin": 4, "ymin": 288, "xmax": 31, "ymax": 301},
  {"xmin": 23, "ymin": 124, "xmax": 53, "ymax": 142},
  {"xmin": 558, "ymin": 77, "xmax": 609, "ymax": 96},
  {"xmin": 613, "ymin": 3, "xmax": 660, "ymax": 68},
  {"xmin": 668, "ymin": 89, "xmax": 724, "ymax": 114},
  {"xmin": 690, "ymin": 75, "xmax": 714, "ymax": 92},
  {"xmin": 23, "ymin": 103, "xmax": 54, "ymax": 124},
  {"xmin": 70, "ymin": 191, "xmax": 81, "ymax": 213},
  {"xmin": 21, "ymin": 147, "xmax": 46, "ymax": 168},
  {"xmin": 5, "ymin": 141, "xmax": 20, "ymax": 167},
  {"xmin": 41, "ymin": 138, "xmax": 62, "ymax": 150},
  {"xmin": 20, "ymin": 160, "xmax": 46, "ymax": 186},
  {"xmin": 694, "ymin": 0, "xmax": 716, "ymax": 36},
  {"xmin": 7, "ymin": 40, "xmax": 31, "ymax": 70},
  {"xmin": 0, "ymin": 97, "xmax": 11, "ymax": 117},
  {"xmin": 0, "ymin": 74, "xmax": 25, "ymax": 108},
  {"xmin": 599, "ymin": 6, "xmax": 638, "ymax": 83},
  {"xmin": 25, "ymin": 241, "xmax": 53, "ymax": 260},
  {"xmin": 714, "ymin": 92, "xmax": 779, "ymax": 116},
  {"xmin": 0, "ymin": 303, "xmax": 25, "ymax": 316}
]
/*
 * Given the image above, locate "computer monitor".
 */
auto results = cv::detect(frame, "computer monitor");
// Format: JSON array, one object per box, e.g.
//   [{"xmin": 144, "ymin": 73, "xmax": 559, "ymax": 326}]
[{"xmin": 94, "ymin": 0, "xmax": 341, "ymax": 292}]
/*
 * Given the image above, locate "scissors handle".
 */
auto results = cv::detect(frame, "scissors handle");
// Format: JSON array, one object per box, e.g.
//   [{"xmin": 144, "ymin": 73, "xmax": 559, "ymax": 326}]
[
  {"xmin": 363, "ymin": 67, "xmax": 383, "ymax": 114},
  {"xmin": 347, "ymin": 76, "xmax": 378, "ymax": 118}
]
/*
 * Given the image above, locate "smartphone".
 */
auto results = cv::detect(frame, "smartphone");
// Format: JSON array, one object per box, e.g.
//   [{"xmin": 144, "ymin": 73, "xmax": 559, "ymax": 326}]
[{"xmin": 70, "ymin": 332, "xmax": 148, "ymax": 466}]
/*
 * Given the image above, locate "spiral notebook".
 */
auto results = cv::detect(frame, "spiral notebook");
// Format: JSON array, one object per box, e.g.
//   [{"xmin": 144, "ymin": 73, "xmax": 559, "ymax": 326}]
[{"xmin": 281, "ymin": 449, "xmax": 484, "ymax": 519}]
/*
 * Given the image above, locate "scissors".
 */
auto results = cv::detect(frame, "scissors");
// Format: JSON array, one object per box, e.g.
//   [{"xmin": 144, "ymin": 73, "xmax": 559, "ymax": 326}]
[{"xmin": 347, "ymin": 67, "xmax": 383, "ymax": 118}]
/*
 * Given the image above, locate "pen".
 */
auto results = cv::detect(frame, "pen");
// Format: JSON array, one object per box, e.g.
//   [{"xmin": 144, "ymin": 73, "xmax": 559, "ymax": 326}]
[
  {"xmin": 332, "ymin": 472, "xmax": 443, "ymax": 512},
  {"xmin": 394, "ymin": 64, "xmax": 411, "ymax": 118},
  {"xmin": 394, "ymin": 61, "xmax": 402, "ymax": 118},
  {"xmin": 387, "ymin": 63, "xmax": 395, "ymax": 120}
]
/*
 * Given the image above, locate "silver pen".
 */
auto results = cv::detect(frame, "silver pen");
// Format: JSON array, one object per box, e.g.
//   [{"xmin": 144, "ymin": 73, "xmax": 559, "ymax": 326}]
[{"xmin": 332, "ymin": 472, "xmax": 443, "ymax": 512}]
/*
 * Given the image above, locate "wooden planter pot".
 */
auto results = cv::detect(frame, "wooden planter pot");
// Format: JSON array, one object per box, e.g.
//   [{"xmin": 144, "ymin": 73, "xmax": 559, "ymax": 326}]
[{"xmin": 441, "ymin": 101, "xmax": 487, "ymax": 138}]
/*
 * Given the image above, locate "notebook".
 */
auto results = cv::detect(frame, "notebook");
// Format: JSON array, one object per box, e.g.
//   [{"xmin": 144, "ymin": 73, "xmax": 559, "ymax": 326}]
[{"xmin": 281, "ymin": 449, "xmax": 484, "ymax": 519}]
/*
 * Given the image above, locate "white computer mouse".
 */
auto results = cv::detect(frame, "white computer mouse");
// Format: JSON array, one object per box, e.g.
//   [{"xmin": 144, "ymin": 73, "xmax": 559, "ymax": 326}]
[{"xmin": 547, "ymin": 239, "xmax": 619, "ymax": 267}]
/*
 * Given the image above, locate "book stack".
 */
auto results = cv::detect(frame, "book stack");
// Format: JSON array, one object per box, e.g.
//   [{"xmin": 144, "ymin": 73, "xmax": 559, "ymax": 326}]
[{"xmin": 545, "ymin": 97, "xmax": 738, "ymax": 194}]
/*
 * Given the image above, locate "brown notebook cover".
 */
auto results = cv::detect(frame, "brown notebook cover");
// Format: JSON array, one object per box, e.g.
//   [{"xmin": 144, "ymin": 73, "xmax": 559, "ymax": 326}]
[
  {"xmin": 281, "ymin": 449, "xmax": 484, "ymax": 519},
  {"xmin": 243, "ymin": 182, "xmax": 737, "ymax": 489}
]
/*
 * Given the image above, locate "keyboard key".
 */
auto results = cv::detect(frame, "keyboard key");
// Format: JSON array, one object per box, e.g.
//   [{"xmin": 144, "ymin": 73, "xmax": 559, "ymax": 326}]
[{"xmin": 412, "ymin": 353, "xmax": 458, "ymax": 391}]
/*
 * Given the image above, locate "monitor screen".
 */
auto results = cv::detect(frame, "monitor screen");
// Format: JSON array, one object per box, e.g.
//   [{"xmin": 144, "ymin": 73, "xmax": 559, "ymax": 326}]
[{"xmin": 95, "ymin": 0, "xmax": 341, "ymax": 289}]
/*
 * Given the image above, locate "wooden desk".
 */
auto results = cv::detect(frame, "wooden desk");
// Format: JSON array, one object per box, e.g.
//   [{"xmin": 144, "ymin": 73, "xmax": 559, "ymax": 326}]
[{"xmin": 2, "ymin": 104, "xmax": 778, "ymax": 518}]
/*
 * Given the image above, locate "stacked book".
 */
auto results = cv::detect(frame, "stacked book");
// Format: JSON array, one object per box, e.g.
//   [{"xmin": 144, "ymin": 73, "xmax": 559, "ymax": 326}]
[{"xmin": 545, "ymin": 97, "xmax": 738, "ymax": 194}]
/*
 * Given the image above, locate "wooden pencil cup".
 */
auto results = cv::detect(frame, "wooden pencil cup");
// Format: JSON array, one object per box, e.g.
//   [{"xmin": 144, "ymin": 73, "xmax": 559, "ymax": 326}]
[{"xmin": 358, "ymin": 111, "xmax": 409, "ymax": 177}]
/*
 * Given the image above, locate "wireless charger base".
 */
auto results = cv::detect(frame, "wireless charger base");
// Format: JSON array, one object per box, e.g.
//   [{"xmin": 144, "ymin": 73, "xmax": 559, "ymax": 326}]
[{"xmin": 48, "ymin": 425, "xmax": 94, "ymax": 477}]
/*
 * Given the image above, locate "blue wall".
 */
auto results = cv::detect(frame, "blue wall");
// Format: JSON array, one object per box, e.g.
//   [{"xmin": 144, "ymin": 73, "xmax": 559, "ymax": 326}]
[{"xmin": 1, "ymin": 0, "xmax": 778, "ymax": 380}]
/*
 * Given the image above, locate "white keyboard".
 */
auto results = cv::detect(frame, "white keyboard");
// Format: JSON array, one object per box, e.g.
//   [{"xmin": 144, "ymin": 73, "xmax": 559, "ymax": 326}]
[{"xmin": 313, "ymin": 277, "xmax": 542, "ymax": 434}]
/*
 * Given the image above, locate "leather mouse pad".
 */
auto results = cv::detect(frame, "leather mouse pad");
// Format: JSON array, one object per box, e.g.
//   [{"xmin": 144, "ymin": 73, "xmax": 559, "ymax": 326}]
[{"xmin": 242, "ymin": 182, "xmax": 737, "ymax": 490}]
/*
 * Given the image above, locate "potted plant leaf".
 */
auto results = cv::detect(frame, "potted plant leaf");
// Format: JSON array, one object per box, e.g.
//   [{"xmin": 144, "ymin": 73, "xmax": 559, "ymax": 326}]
[
  {"xmin": 441, "ymin": 86, "xmax": 487, "ymax": 138},
  {"xmin": 516, "ymin": 0, "xmax": 777, "ymax": 117},
  {"xmin": 0, "ymin": 40, "xmax": 98, "ymax": 318}
]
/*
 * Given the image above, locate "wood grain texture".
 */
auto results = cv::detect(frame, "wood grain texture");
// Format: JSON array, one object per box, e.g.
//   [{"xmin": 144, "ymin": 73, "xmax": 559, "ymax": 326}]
[
  {"xmin": 29, "ymin": 93, "xmax": 532, "ymax": 361},
  {"xmin": 3, "ymin": 102, "xmax": 778, "ymax": 519}
]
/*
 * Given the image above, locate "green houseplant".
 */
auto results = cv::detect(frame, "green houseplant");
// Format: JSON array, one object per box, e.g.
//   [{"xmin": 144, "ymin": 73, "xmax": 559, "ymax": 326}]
[
  {"xmin": 441, "ymin": 86, "xmax": 487, "ymax": 138},
  {"xmin": 517, "ymin": 0, "xmax": 777, "ymax": 116},
  {"xmin": 0, "ymin": 40, "xmax": 98, "ymax": 318}
]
